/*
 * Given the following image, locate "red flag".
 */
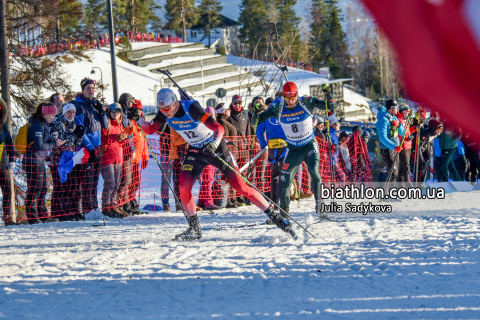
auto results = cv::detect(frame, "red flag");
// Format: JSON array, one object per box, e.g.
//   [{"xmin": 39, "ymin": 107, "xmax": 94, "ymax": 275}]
[{"xmin": 360, "ymin": 0, "xmax": 480, "ymax": 139}]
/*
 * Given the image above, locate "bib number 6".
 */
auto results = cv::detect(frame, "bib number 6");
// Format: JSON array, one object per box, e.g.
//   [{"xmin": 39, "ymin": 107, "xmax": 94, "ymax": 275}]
[{"xmin": 291, "ymin": 124, "xmax": 298, "ymax": 133}]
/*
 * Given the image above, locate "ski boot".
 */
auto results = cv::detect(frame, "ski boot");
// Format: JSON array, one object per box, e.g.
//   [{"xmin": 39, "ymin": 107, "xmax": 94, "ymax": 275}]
[
  {"xmin": 266, "ymin": 207, "xmax": 289, "ymax": 225},
  {"xmin": 264, "ymin": 206, "xmax": 297, "ymax": 240},
  {"xmin": 316, "ymin": 200, "xmax": 329, "ymax": 219},
  {"xmin": 163, "ymin": 205, "xmax": 171, "ymax": 212},
  {"xmin": 174, "ymin": 215, "xmax": 202, "ymax": 241}
]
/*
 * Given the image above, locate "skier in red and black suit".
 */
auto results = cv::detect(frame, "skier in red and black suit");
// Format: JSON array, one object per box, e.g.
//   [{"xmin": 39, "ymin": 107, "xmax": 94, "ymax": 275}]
[{"xmin": 132, "ymin": 88, "xmax": 294, "ymax": 241}]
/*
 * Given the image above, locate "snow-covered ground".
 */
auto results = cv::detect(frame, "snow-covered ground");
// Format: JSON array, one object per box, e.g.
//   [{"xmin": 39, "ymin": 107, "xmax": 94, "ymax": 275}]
[{"xmin": 1, "ymin": 191, "xmax": 479, "ymax": 319}]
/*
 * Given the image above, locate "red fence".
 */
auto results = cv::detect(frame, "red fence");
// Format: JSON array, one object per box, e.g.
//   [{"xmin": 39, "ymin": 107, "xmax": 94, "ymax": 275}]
[
  {"xmin": 2, "ymin": 132, "xmax": 371, "ymax": 222},
  {"xmin": 11, "ymin": 34, "xmax": 183, "ymax": 57}
]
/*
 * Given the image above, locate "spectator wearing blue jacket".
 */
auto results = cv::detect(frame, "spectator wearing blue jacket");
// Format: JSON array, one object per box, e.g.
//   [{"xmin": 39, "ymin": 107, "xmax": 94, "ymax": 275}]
[
  {"xmin": 328, "ymin": 112, "xmax": 346, "ymax": 183},
  {"xmin": 453, "ymin": 140, "xmax": 468, "ymax": 181},
  {"xmin": 375, "ymin": 99, "xmax": 405, "ymax": 185},
  {"xmin": 70, "ymin": 78, "xmax": 108, "ymax": 214},
  {"xmin": 256, "ymin": 109, "xmax": 287, "ymax": 205}
]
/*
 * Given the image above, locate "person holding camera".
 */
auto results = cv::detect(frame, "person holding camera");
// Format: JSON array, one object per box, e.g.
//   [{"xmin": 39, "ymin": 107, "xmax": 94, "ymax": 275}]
[
  {"xmin": 70, "ymin": 78, "xmax": 109, "ymax": 215},
  {"xmin": 51, "ymin": 103, "xmax": 86, "ymax": 221}
]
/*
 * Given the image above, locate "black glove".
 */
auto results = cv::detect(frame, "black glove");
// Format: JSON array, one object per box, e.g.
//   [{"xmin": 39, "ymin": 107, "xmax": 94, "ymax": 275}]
[
  {"xmin": 73, "ymin": 125, "xmax": 86, "ymax": 138},
  {"xmin": 89, "ymin": 148, "xmax": 98, "ymax": 163},
  {"xmin": 127, "ymin": 108, "xmax": 140, "ymax": 121},
  {"xmin": 202, "ymin": 142, "xmax": 218, "ymax": 155},
  {"xmin": 142, "ymin": 158, "xmax": 148, "ymax": 169},
  {"xmin": 411, "ymin": 118, "xmax": 419, "ymax": 126},
  {"xmin": 322, "ymin": 83, "xmax": 331, "ymax": 94},
  {"xmin": 93, "ymin": 100, "xmax": 104, "ymax": 114}
]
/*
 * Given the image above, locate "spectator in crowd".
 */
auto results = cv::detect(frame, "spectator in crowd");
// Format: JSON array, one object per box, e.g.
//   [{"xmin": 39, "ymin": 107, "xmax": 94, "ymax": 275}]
[
  {"xmin": 215, "ymin": 103, "xmax": 237, "ymax": 137},
  {"xmin": 214, "ymin": 102, "xmax": 239, "ymax": 208},
  {"xmin": 169, "ymin": 127, "xmax": 187, "ymax": 212},
  {"xmin": 49, "ymin": 93, "xmax": 65, "ymax": 110},
  {"xmin": 313, "ymin": 115, "xmax": 325, "ymax": 140},
  {"xmin": 227, "ymin": 95, "xmax": 255, "ymax": 206},
  {"xmin": 464, "ymin": 132, "xmax": 479, "ymax": 183},
  {"xmin": 375, "ymin": 99, "xmax": 405, "ymax": 188},
  {"xmin": 433, "ymin": 137, "xmax": 443, "ymax": 181},
  {"xmin": 51, "ymin": 103, "xmax": 85, "ymax": 221},
  {"xmin": 71, "ymin": 78, "xmax": 108, "ymax": 214},
  {"xmin": 0, "ymin": 98, "xmax": 16, "ymax": 226},
  {"xmin": 197, "ymin": 107, "xmax": 220, "ymax": 210},
  {"xmin": 101, "ymin": 103, "xmax": 127, "ymax": 218},
  {"xmin": 328, "ymin": 112, "xmax": 346, "ymax": 184},
  {"xmin": 438, "ymin": 119, "xmax": 462, "ymax": 182},
  {"xmin": 362, "ymin": 131, "xmax": 370, "ymax": 144},
  {"xmin": 25, "ymin": 102, "xmax": 65, "ymax": 224},
  {"xmin": 265, "ymin": 97, "xmax": 274, "ymax": 107},
  {"xmin": 116, "ymin": 93, "xmax": 136, "ymax": 215},
  {"xmin": 256, "ymin": 102, "xmax": 287, "ymax": 206},
  {"xmin": 155, "ymin": 124, "xmax": 173, "ymax": 212},
  {"xmin": 412, "ymin": 119, "xmax": 443, "ymax": 184},
  {"xmin": 396, "ymin": 104, "xmax": 417, "ymax": 188},
  {"xmin": 453, "ymin": 140, "xmax": 468, "ymax": 181},
  {"xmin": 127, "ymin": 99, "xmax": 149, "ymax": 215},
  {"xmin": 338, "ymin": 131, "xmax": 351, "ymax": 174}
]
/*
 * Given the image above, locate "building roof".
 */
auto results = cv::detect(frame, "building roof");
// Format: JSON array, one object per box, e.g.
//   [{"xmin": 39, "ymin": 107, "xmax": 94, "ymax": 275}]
[{"xmin": 190, "ymin": 14, "xmax": 238, "ymax": 29}]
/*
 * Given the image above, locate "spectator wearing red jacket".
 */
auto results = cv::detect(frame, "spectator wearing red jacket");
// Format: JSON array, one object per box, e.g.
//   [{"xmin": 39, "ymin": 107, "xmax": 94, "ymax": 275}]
[
  {"xmin": 128, "ymin": 99, "xmax": 149, "ymax": 215},
  {"xmin": 396, "ymin": 105, "xmax": 417, "ymax": 188},
  {"xmin": 101, "ymin": 103, "xmax": 128, "ymax": 218}
]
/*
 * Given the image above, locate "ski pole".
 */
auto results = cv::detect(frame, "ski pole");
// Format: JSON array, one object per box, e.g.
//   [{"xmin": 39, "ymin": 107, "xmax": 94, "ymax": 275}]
[
  {"xmin": 212, "ymin": 153, "xmax": 316, "ymax": 238},
  {"xmin": 414, "ymin": 107, "xmax": 422, "ymax": 184},
  {"xmin": 157, "ymin": 69, "xmax": 193, "ymax": 100},
  {"xmin": 324, "ymin": 98, "xmax": 335, "ymax": 184},
  {"xmin": 138, "ymin": 127, "xmax": 188, "ymax": 219}
]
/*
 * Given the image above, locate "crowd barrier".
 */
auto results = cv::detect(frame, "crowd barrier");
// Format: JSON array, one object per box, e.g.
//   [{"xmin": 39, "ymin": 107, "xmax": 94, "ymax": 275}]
[
  {"xmin": 1, "ymin": 132, "xmax": 372, "ymax": 222},
  {"xmin": 11, "ymin": 34, "xmax": 183, "ymax": 57}
]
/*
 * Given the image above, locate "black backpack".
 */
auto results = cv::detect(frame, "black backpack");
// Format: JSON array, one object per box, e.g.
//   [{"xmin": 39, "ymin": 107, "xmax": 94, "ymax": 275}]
[{"xmin": 212, "ymin": 179, "xmax": 230, "ymax": 208}]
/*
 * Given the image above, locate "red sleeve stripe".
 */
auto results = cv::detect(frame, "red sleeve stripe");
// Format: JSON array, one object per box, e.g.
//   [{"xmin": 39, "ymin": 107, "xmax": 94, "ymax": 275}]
[{"xmin": 200, "ymin": 113, "xmax": 210, "ymax": 123}]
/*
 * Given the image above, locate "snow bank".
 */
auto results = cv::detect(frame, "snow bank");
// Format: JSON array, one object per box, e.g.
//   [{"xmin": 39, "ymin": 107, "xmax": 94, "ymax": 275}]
[{"xmin": 0, "ymin": 191, "xmax": 479, "ymax": 318}]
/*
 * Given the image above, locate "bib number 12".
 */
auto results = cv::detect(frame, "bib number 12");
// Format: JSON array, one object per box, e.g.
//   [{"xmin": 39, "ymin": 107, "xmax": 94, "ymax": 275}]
[{"xmin": 184, "ymin": 131, "xmax": 199, "ymax": 139}]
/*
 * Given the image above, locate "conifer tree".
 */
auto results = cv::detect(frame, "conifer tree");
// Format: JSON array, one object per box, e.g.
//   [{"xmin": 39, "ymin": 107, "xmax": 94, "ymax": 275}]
[
  {"xmin": 198, "ymin": 0, "xmax": 222, "ymax": 46},
  {"xmin": 309, "ymin": 0, "xmax": 349, "ymax": 78},
  {"xmin": 276, "ymin": 0, "xmax": 302, "ymax": 61},
  {"xmin": 238, "ymin": 0, "xmax": 268, "ymax": 57},
  {"xmin": 164, "ymin": 0, "xmax": 199, "ymax": 42}
]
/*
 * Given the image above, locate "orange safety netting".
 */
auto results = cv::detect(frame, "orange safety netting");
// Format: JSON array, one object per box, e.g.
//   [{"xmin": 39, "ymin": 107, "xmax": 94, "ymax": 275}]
[{"xmin": 1, "ymin": 132, "xmax": 372, "ymax": 221}]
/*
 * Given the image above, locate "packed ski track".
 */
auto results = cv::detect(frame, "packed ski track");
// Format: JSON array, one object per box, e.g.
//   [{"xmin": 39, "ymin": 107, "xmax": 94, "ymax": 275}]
[{"xmin": 1, "ymin": 191, "xmax": 479, "ymax": 319}]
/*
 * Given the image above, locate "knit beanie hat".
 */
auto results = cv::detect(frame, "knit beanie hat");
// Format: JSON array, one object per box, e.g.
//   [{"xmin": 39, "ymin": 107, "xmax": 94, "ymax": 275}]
[
  {"xmin": 42, "ymin": 104, "xmax": 58, "ymax": 115},
  {"xmin": 81, "ymin": 78, "xmax": 95, "ymax": 91},
  {"xmin": 398, "ymin": 104, "xmax": 410, "ymax": 112},
  {"xmin": 328, "ymin": 112, "xmax": 338, "ymax": 125},
  {"xmin": 205, "ymin": 106, "xmax": 215, "ymax": 115},
  {"xmin": 62, "ymin": 103, "xmax": 76, "ymax": 115},
  {"xmin": 386, "ymin": 99, "xmax": 398, "ymax": 110}
]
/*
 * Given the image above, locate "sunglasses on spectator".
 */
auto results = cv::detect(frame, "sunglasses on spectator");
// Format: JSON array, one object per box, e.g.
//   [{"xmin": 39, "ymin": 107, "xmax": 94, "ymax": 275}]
[
  {"xmin": 284, "ymin": 96, "xmax": 297, "ymax": 101},
  {"xmin": 233, "ymin": 101, "xmax": 242, "ymax": 105},
  {"xmin": 110, "ymin": 109, "xmax": 121, "ymax": 113}
]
